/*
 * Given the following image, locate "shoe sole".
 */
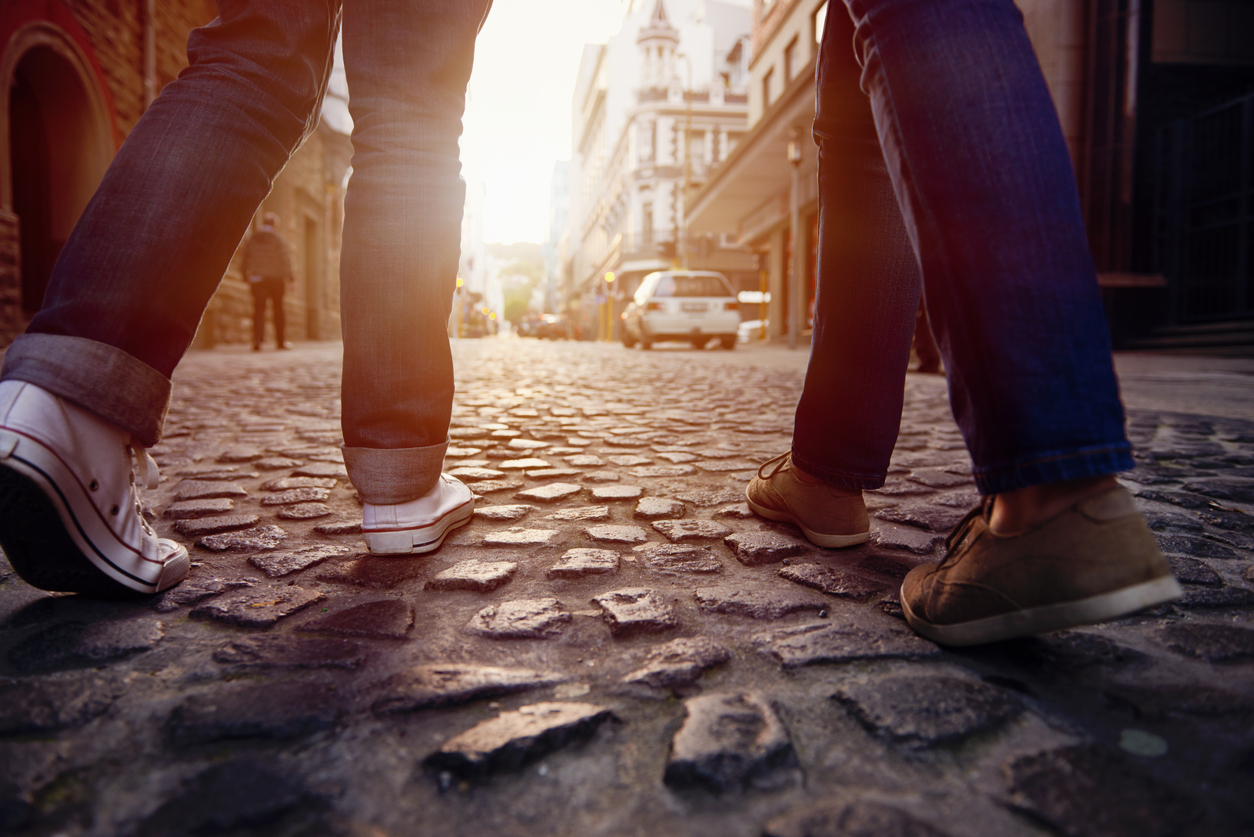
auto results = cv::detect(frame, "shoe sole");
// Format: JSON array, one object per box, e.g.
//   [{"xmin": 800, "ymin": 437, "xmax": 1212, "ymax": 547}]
[
  {"xmin": 0, "ymin": 431, "xmax": 189, "ymax": 596},
  {"xmin": 362, "ymin": 498, "xmax": 475, "ymax": 555},
  {"xmin": 901, "ymin": 574, "xmax": 1184, "ymax": 646},
  {"xmin": 745, "ymin": 491, "xmax": 870, "ymax": 548}
]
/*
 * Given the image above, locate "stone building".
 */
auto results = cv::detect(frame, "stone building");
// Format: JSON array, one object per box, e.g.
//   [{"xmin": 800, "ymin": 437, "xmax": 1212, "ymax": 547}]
[
  {"xmin": 564, "ymin": 0, "xmax": 758, "ymax": 341},
  {"xmin": 0, "ymin": 0, "xmax": 350, "ymax": 349}
]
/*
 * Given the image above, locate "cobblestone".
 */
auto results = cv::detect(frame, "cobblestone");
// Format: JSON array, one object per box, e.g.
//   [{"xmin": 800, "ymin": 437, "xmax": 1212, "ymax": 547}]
[{"xmin": 1, "ymin": 341, "xmax": 1251, "ymax": 836}]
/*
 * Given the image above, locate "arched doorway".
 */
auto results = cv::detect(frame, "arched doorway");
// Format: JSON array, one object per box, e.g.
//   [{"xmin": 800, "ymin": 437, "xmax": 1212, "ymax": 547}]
[{"xmin": 1, "ymin": 20, "xmax": 113, "ymax": 314}]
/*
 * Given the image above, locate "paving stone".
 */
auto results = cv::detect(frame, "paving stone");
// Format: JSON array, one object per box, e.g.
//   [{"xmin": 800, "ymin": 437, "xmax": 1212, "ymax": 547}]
[
  {"xmin": 653, "ymin": 519, "xmax": 732, "ymax": 542},
  {"xmin": 1103, "ymin": 682, "xmax": 1254, "ymax": 720},
  {"xmin": 874, "ymin": 504, "xmax": 969, "ymax": 533},
  {"xmin": 467, "ymin": 597, "xmax": 572, "ymax": 639},
  {"xmin": 498, "ymin": 458, "xmax": 552, "ymax": 471},
  {"xmin": 630, "ymin": 465, "xmax": 697, "ymax": 478},
  {"xmin": 167, "ymin": 681, "xmax": 342, "ymax": 746},
  {"xmin": 425, "ymin": 702, "xmax": 615, "ymax": 778},
  {"xmin": 468, "ymin": 478, "xmax": 525, "ymax": 494},
  {"xmin": 213, "ymin": 636, "xmax": 366, "ymax": 670},
  {"xmin": 254, "ymin": 456, "xmax": 302, "ymax": 470},
  {"xmin": 1159, "ymin": 622, "xmax": 1254, "ymax": 663},
  {"xmin": 1015, "ymin": 631, "xmax": 1149, "ymax": 670},
  {"xmin": 678, "ymin": 488, "xmax": 751, "ymax": 507},
  {"xmin": 198, "ymin": 524, "xmax": 288, "ymax": 551},
  {"xmin": 932, "ymin": 491, "xmax": 982, "ymax": 508},
  {"xmin": 153, "ymin": 579, "xmax": 255, "ymax": 613},
  {"xmin": 277, "ymin": 502, "xmax": 333, "ymax": 520},
  {"xmin": 372, "ymin": 664, "xmax": 566, "ymax": 715},
  {"xmin": 833, "ymin": 674, "xmax": 1020, "ymax": 747},
  {"xmin": 8, "ymin": 619, "xmax": 164, "ymax": 673},
  {"xmin": 779, "ymin": 563, "xmax": 888, "ymax": 600},
  {"xmin": 163, "ymin": 498, "xmax": 234, "ymax": 519},
  {"xmin": 873, "ymin": 524, "xmax": 943, "ymax": 554},
  {"xmin": 664, "ymin": 692, "xmax": 797, "ymax": 793},
  {"xmin": 586, "ymin": 486, "xmax": 641, "ymax": 505},
  {"xmin": 190, "ymin": 586, "xmax": 324, "ymax": 627},
  {"xmin": 696, "ymin": 459, "xmax": 756, "ymax": 473},
  {"xmin": 757, "ymin": 611, "xmax": 941, "ymax": 667},
  {"xmin": 248, "ymin": 544, "xmax": 351, "ymax": 578},
  {"xmin": 585, "ymin": 524, "xmax": 649, "ymax": 544},
  {"xmin": 622, "ymin": 637, "xmax": 732, "ymax": 688},
  {"xmin": 657, "ymin": 451, "xmax": 699, "ymax": 463},
  {"xmin": 506, "ymin": 439, "xmax": 550, "ymax": 452},
  {"xmin": 482, "ymin": 527, "xmax": 560, "ymax": 547},
  {"xmin": 714, "ymin": 502, "xmax": 755, "ymax": 519},
  {"xmin": 313, "ymin": 555, "xmax": 422, "ymax": 588},
  {"xmin": 582, "ymin": 470, "xmax": 622, "ymax": 483},
  {"xmin": 517, "ymin": 482, "xmax": 583, "ymax": 502},
  {"xmin": 549, "ymin": 548, "xmax": 619, "ymax": 579},
  {"xmin": 1176, "ymin": 584, "xmax": 1254, "ymax": 609},
  {"xmin": 1156, "ymin": 534, "xmax": 1240, "ymax": 560},
  {"xmin": 260, "ymin": 487, "xmax": 331, "ymax": 506},
  {"xmin": 1143, "ymin": 511, "xmax": 1204, "ymax": 533},
  {"xmin": 546, "ymin": 505, "xmax": 611, "ymax": 521},
  {"xmin": 1182, "ymin": 479, "xmax": 1254, "ymax": 504},
  {"xmin": 763, "ymin": 800, "xmax": 954, "ymax": 837},
  {"xmin": 1003, "ymin": 745, "xmax": 1202, "ymax": 837},
  {"xmin": 725, "ymin": 531, "xmax": 809, "ymax": 565},
  {"xmin": 216, "ymin": 446, "xmax": 264, "ymax": 463},
  {"xmin": 314, "ymin": 519, "xmax": 362, "ymax": 535},
  {"xmin": 138, "ymin": 759, "xmax": 314, "ymax": 836},
  {"xmin": 446, "ymin": 446, "xmax": 484, "ymax": 458},
  {"xmin": 1196, "ymin": 508, "xmax": 1254, "ymax": 532},
  {"xmin": 175, "ymin": 468, "xmax": 257, "ymax": 481},
  {"xmin": 567, "ymin": 454, "xmax": 605, "ymax": 467},
  {"xmin": 907, "ymin": 468, "xmax": 972, "ymax": 489},
  {"xmin": 298, "ymin": 599, "xmax": 413, "ymax": 639},
  {"xmin": 426, "ymin": 559, "xmax": 518, "ymax": 592},
  {"xmin": 447, "ymin": 466, "xmax": 506, "ymax": 481},
  {"xmin": 525, "ymin": 468, "xmax": 582, "ymax": 479},
  {"xmin": 261, "ymin": 476, "xmax": 338, "ymax": 491},
  {"xmin": 173, "ymin": 480, "xmax": 248, "ymax": 501},
  {"xmin": 1166, "ymin": 555, "xmax": 1223, "ymax": 586},
  {"xmin": 0, "ymin": 676, "xmax": 119, "ymax": 734},
  {"xmin": 695, "ymin": 585, "xmax": 829, "ymax": 619},
  {"xmin": 293, "ymin": 462, "xmax": 347, "ymax": 478},
  {"xmin": 637, "ymin": 543, "xmax": 724, "ymax": 575},
  {"xmin": 633, "ymin": 497, "xmax": 685, "ymax": 519},
  {"xmin": 474, "ymin": 504, "xmax": 536, "ymax": 521},
  {"xmin": 592, "ymin": 588, "xmax": 679, "ymax": 636},
  {"xmin": 174, "ymin": 513, "xmax": 260, "ymax": 537},
  {"xmin": 607, "ymin": 454, "xmax": 651, "ymax": 466}
]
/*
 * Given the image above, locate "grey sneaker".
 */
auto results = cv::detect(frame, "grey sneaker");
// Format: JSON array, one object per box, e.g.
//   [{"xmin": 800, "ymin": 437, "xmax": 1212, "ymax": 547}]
[
  {"xmin": 745, "ymin": 452, "xmax": 870, "ymax": 547},
  {"xmin": 361, "ymin": 473, "xmax": 474, "ymax": 554},
  {"xmin": 0, "ymin": 380, "xmax": 190, "ymax": 595},
  {"xmin": 901, "ymin": 486, "xmax": 1182, "ymax": 645}
]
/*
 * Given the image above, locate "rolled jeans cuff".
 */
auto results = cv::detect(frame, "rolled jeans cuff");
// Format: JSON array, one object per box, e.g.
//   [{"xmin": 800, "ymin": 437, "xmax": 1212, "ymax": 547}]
[
  {"xmin": 342, "ymin": 440, "xmax": 448, "ymax": 505},
  {"xmin": 0, "ymin": 334, "xmax": 170, "ymax": 446},
  {"xmin": 972, "ymin": 443, "xmax": 1135, "ymax": 495}
]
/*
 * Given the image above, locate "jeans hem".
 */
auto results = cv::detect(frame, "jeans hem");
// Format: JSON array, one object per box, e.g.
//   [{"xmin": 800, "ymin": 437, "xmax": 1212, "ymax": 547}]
[
  {"xmin": 342, "ymin": 440, "xmax": 448, "ymax": 504},
  {"xmin": 0, "ymin": 334, "xmax": 170, "ymax": 446},
  {"xmin": 972, "ymin": 443, "xmax": 1135, "ymax": 495},
  {"xmin": 790, "ymin": 449, "xmax": 887, "ymax": 491}
]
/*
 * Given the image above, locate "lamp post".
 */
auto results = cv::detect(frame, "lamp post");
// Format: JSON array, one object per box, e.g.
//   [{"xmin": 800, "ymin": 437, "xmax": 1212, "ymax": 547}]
[
  {"xmin": 787, "ymin": 126, "xmax": 802, "ymax": 350},
  {"xmin": 603, "ymin": 271, "xmax": 616, "ymax": 342},
  {"xmin": 676, "ymin": 51, "xmax": 693, "ymax": 269}
]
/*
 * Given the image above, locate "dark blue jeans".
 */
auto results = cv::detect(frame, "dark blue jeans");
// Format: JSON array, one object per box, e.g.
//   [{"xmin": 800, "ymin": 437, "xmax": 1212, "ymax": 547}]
[
  {"xmin": 792, "ymin": 0, "xmax": 1133, "ymax": 496},
  {"xmin": 1, "ymin": 0, "xmax": 492, "ymax": 504}
]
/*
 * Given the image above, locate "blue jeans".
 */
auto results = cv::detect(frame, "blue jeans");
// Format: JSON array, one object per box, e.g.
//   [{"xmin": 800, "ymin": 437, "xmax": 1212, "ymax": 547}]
[
  {"xmin": 792, "ymin": 0, "xmax": 1133, "ymax": 495},
  {"xmin": 0, "ymin": 0, "xmax": 491, "ymax": 504}
]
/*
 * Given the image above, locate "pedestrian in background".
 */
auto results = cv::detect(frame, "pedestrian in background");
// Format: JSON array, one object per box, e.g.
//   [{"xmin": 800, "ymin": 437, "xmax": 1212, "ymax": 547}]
[
  {"xmin": 242, "ymin": 211, "xmax": 294, "ymax": 351},
  {"xmin": 746, "ymin": 0, "xmax": 1181, "ymax": 645}
]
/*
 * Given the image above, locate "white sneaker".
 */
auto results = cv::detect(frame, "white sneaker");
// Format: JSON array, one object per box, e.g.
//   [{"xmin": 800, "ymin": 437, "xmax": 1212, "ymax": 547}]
[
  {"xmin": 0, "ymin": 380, "xmax": 190, "ymax": 595},
  {"xmin": 361, "ymin": 473, "xmax": 474, "ymax": 555}
]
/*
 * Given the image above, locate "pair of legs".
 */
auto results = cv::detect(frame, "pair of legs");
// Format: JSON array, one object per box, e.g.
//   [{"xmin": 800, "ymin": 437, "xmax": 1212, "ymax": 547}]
[
  {"xmin": 250, "ymin": 277, "xmax": 287, "ymax": 349},
  {"xmin": 748, "ymin": 0, "xmax": 1179, "ymax": 643},
  {"xmin": 0, "ymin": 0, "xmax": 488, "ymax": 593}
]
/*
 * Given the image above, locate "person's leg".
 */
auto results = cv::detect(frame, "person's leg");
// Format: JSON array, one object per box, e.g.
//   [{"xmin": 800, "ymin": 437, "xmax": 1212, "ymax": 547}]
[
  {"xmin": 251, "ymin": 284, "xmax": 267, "ymax": 350},
  {"xmin": 271, "ymin": 278, "xmax": 287, "ymax": 348},
  {"xmin": 746, "ymin": 8, "xmax": 918, "ymax": 547},
  {"xmin": 839, "ymin": 0, "xmax": 1178, "ymax": 643},
  {"xmin": 337, "ymin": 0, "xmax": 491, "ymax": 552},
  {"xmin": 0, "ymin": 1, "xmax": 340, "ymax": 595}
]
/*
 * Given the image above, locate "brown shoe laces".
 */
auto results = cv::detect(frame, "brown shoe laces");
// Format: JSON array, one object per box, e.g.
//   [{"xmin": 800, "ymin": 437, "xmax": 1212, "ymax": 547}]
[
  {"xmin": 756, "ymin": 451, "xmax": 791, "ymax": 481},
  {"xmin": 940, "ymin": 496, "xmax": 994, "ymax": 566}
]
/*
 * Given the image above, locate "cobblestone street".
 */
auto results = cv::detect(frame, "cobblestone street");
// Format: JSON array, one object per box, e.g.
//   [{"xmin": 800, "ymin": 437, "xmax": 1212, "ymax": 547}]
[{"xmin": 2, "ymin": 337, "xmax": 1252, "ymax": 837}]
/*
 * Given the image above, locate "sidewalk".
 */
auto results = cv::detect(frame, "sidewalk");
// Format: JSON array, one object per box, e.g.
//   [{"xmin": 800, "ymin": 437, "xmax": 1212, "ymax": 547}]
[{"xmin": 0, "ymin": 338, "xmax": 1250, "ymax": 837}]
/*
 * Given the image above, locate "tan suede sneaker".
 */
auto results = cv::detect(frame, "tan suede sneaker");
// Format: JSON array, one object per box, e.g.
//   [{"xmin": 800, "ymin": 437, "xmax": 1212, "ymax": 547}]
[
  {"xmin": 745, "ymin": 452, "xmax": 870, "ymax": 547},
  {"xmin": 901, "ymin": 486, "xmax": 1182, "ymax": 646}
]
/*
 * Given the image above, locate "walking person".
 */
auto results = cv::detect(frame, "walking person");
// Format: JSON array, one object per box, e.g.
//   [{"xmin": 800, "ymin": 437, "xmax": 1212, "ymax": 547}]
[
  {"xmin": 243, "ymin": 212, "xmax": 295, "ymax": 351},
  {"xmin": 0, "ymin": 1, "xmax": 488, "ymax": 596},
  {"xmin": 746, "ymin": 0, "xmax": 1181, "ymax": 645}
]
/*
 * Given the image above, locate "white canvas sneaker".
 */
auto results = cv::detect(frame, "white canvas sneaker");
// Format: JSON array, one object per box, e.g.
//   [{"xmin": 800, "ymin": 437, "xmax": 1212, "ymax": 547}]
[
  {"xmin": 0, "ymin": 380, "xmax": 190, "ymax": 595},
  {"xmin": 361, "ymin": 473, "xmax": 474, "ymax": 555}
]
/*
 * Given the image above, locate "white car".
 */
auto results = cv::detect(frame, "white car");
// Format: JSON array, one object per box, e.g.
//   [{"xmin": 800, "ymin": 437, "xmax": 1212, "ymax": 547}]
[{"xmin": 620, "ymin": 270, "xmax": 740, "ymax": 350}]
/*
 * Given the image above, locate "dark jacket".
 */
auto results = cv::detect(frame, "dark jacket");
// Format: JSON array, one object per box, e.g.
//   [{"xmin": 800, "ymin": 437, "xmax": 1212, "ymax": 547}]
[{"xmin": 242, "ymin": 228, "xmax": 293, "ymax": 279}]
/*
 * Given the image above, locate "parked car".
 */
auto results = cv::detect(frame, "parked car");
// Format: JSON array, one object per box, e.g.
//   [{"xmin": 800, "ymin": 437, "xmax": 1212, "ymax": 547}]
[{"xmin": 620, "ymin": 270, "xmax": 740, "ymax": 350}]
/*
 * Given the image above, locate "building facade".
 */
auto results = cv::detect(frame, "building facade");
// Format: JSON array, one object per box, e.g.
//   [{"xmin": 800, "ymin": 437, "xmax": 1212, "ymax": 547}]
[
  {"xmin": 0, "ymin": 0, "xmax": 349, "ymax": 349},
  {"xmin": 564, "ymin": 0, "xmax": 758, "ymax": 340}
]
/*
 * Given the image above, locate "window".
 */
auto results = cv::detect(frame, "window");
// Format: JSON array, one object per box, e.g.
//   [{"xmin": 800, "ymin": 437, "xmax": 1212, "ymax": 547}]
[
  {"xmin": 641, "ymin": 202, "xmax": 653, "ymax": 245},
  {"xmin": 688, "ymin": 130, "xmax": 706, "ymax": 166},
  {"xmin": 812, "ymin": 1, "xmax": 829, "ymax": 48},
  {"xmin": 762, "ymin": 67, "xmax": 774, "ymax": 108},
  {"xmin": 651, "ymin": 273, "xmax": 735, "ymax": 298},
  {"xmin": 784, "ymin": 36, "xmax": 798, "ymax": 83}
]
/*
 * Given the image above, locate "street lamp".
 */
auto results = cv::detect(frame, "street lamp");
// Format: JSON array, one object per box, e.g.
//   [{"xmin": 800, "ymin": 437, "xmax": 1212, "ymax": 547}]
[
  {"xmin": 603, "ymin": 271, "xmax": 616, "ymax": 342},
  {"xmin": 787, "ymin": 125, "xmax": 803, "ymax": 350}
]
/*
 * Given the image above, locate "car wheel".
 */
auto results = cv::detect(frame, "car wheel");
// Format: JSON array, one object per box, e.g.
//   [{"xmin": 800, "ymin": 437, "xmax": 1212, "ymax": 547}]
[
  {"xmin": 719, "ymin": 335, "xmax": 736, "ymax": 350},
  {"xmin": 621, "ymin": 331, "xmax": 636, "ymax": 348},
  {"xmin": 690, "ymin": 337, "xmax": 707, "ymax": 350},
  {"xmin": 640, "ymin": 338, "xmax": 652, "ymax": 350}
]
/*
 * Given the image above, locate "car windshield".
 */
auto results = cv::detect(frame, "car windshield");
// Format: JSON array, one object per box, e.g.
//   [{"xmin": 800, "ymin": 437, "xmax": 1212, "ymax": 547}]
[{"xmin": 650, "ymin": 274, "xmax": 733, "ymax": 298}]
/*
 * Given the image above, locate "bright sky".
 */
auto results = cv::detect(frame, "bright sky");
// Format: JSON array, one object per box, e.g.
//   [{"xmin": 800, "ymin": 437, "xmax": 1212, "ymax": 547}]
[{"xmin": 462, "ymin": 0, "xmax": 633, "ymax": 245}]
